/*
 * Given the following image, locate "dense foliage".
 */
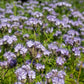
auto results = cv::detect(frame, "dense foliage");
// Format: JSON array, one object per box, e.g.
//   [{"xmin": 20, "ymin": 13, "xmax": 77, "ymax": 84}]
[{"xmin": 0, "ymin": 0, "xmax": 84, "ymax": 84}]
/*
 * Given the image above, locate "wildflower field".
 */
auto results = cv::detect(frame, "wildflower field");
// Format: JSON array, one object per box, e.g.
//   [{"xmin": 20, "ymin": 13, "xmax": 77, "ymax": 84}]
[{"xmin": 0, "ymin": 0, "xmax": 84, "ymax": 84}]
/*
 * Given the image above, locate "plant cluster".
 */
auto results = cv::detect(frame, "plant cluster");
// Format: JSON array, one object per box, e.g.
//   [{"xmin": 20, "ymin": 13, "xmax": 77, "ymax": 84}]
[{"xmin": 0, "ymin": 0, "xmax": 84, "ymax": 84}]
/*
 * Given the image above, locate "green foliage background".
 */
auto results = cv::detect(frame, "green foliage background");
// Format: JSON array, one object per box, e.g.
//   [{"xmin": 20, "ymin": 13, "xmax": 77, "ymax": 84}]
[{"xmin": 0, "ymin": 0, "xmax": 84, "ymax": 84}]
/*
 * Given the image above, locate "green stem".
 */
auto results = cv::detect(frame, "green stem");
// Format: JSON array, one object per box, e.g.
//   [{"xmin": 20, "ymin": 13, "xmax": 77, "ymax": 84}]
[
  {"xmin": 34, "ymin": 30, "xmax": 36, "ymax": 41},
  {"xmin": 77, "ymin": 61, "xmax": 83, "ymax": 83},
  {"xmin": 13, "ymin": 2, "xmax": 17, "ymax": 16}
]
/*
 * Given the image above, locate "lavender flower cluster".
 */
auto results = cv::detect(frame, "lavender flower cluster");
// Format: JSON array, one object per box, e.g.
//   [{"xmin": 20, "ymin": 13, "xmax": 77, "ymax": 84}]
[
  {"xmin": 15, "ymin": 64, "xmax": 36, "ymax": 83},
  {"xmin": 0, "ymin": 35, "xmax": 17, "ymax": 45},
  {"xmin": 0, "ymin": 0, "xmax": 84, "ymax": 84},
  {"xmin": 45, "ymin": 69, "xmax": 66, "ymax": 84}
]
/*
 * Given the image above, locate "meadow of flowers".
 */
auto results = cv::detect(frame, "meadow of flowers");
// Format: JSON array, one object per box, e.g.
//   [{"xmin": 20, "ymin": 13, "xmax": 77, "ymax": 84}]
[{"xmin": 0, "ymin": 0, "xmax": 84, "ymax": 84}]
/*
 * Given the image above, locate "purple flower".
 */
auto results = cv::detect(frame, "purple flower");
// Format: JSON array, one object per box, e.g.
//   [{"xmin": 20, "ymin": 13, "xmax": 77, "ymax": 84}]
[
  {"xmin": 74, "ymin": 50, "xmax": 80, "ymax": 56},
  {"xmin": 51, "ymin": 69, "xmax": 58, "ymax": 77},
  {"xmin": 71, "ymin": 11, "xmax": 82, "ymax": 18},
  {"xmin": 0, "ymin": 8, "xmax": 5, "ymax": 12},
  {"xmin": 56, "ymin": 48, "xmax": 69, "ymax": 56},
  {"xmin": 65, "ymin": 38, "xmax": 74, "ymax": 46},
  {"xmin": 0, "ymin": 61, "xmax": 8, "ymax": 68},
  {"xmin": 26, "ymin": 40, "xmax": 34, "ymax": 48},
  {"xmin": 45, "ymin": 72, "xmax": 53, "ymax": 79},
  {"xmin": 43, "ymin": 7, "xmax": 54, "ymax": 12},
  {"xmin": 52, "ymin": 77, "xmax": 65, "ymax": 84},
  {"xmin": 36, "ymin": 81, "xmax": 42, "ymax": 84},
  {"xmin": 3, "ymin": 51, "xmax": 16, "ymax": 59},
  {"xmin": 15, "ymin": 68, "xmax": 27, "ymax": 80},
  {"xmin": 10, "ymin": 16, "xmax": 20, "ymax": 22},
  {"xmin": 72, "ymin": 47, "xmax": 79, "ymax": 51},
  {"xmin": 7, "ymin": 37, "xmax": 13, "ymax": 44},
  {"xmin": 20, "ymin": 47, "xmax": 28, "ymax": 55},
  {"xmin": 53, "ymin": 31, "xmax": 62, "ymax": 37},
  {"xmin": 43, "ymin": 50, "xmax": 52, "ymax": 56},
  {"xmin": 0, "ymin": 48, "xmax": 1, "ymax": 53},
  {"xmin": 56, "ymin": 57, "xmax": 66, "ymax": 65},
  {"xmin": 3, "ymin": 35, "xmax": 9, "ymax": 42},
  {"xmin": 0, "ymin": 39, "xmax": 3, "ymax": 45},
  {"xmin": 14, "ymin": 82, "xmax": 23, "ymax": 84},
  {"xmin": 35, "ymin": 42, "xmax": 46, "ymax": 52},
  {"xmin": 48, "ymin": 42, "xmax": 58, "ymax": 50},
  {"xmin": 67, "ymin": 30, "xmax": 79, "ymax": 36},
  {"xmin": 22, "ymin": 65, "xmax": 31, "ymax": 72},
  {"xmin": 2, "ymin": 35, "xmax": 17, "ymax": 45},
  {"xmin": 81, "ymin": 32, "xmax": 84, "ymax": 36},
  {"xmin": 35, "ymin": 63, "xmax": 45, "ymax": 70},
  {"xmin": 25, "ymin": 60, "xmax": 31, "ymax": 65},
  {"xmin": 24, "ymin": 17, "xmax": 42, "ymax": 26},
  {"xmin": 14, "ymin": 44, "xmax": 23, "ymax": 52},
  {"xmin": 23, "ymin": 34, "xmax": 29, "ymax": 38},
  {"xmin": 34, "ymin": 41, "xmax": 41, "ymax": 47},
  {"xmin": 28, "ymin": 70, "xmax": 36, "ymax": 79},
  {"xmin": 5, "ymin": 9, "xmax": 13, "ymax": 14},
  {"xmin": 73, "ymin": 37, "xmax": 81, "ymax": 45},
  {"xmin": 12, "ymin": 35, "xmax": 17, "ymax": 42},
  {"xmin": 8, "ymin": 59, "xmax": 17, "ymax": 68},
  {"xmin": 8, "ymin": 29, "xmax": 12, "ymax": 33},
  {"xmin": 58, "ymin": 70, "xmax": 66, "ymax": 79},
  {"xmin": 14, "ymin": 44, "xmax": 27, "ymax": 55},
  {"xmin": 47, "ymin": 15, "xmax": 56, "ymax": 22},
  {"xmin": 46, "ymin": 27, "xmax": 53, "ymax": 34},
  {"xmin": 56, "ymin": 2, "xmax": 71, "ymax": 7},
  {"xmin": 14, "ymin": 31, "xmax": 22, "ymax": 36},
  {"xmin": 36, "ymin": 53, "xmax": 42, "ymax": 59},
  {"xmin": 60, "ymin": 43, "xmax": 66, "ymax": 48},
  {"xmin": 32, "ymin": 11, "xmax": 43, "ymax": 18}
]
